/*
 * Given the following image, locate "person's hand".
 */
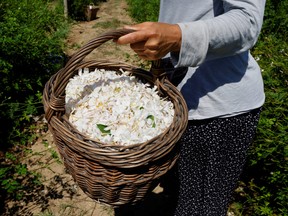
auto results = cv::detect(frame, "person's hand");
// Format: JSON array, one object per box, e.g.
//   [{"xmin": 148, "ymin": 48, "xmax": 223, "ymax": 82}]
[{"xmin": 116, "ymin": 22, "xmax": 181, "ymax": 60}]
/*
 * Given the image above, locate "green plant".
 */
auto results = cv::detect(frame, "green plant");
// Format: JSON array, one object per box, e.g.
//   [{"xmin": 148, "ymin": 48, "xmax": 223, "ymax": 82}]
[
  {"xmin": 126, "ymin": 0, "xmax": 159, "ymax": 22},
  {"xmin": 240, "ymin": 34, "xmax": 288, "ymax": 215},
  {"xmin": 0, "ymin": 152, "xmax": 41, "ymax": 201},
  {"xmin": 260, "ymin": 0, "xmax": 288, "ymax": 40},
  {"xmin": 0, "ymin": 0, "xmax": 69, "ymax": 149},
  {"xmin": 239, "ymin": 1, "xmax": 288, "ymax": 209},
  {"xmin": 43, "ymin": 140, "xmax": 62, "ymax": 164},
  {"xmin": 0, "ymin": 1, "xmax": 69, "ymax": 213}
]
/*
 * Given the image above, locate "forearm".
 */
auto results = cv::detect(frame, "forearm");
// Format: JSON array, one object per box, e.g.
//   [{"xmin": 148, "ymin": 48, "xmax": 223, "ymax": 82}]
[{"xmin": 173, "ymin": 0, "xmax": 266, "ymax": 67}]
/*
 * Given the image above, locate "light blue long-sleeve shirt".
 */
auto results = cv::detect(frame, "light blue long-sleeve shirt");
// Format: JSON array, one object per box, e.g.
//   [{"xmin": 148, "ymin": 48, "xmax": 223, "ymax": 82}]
[{"xmin": 158, "ymin": 0, "xmax": 265, "ymax": 120}]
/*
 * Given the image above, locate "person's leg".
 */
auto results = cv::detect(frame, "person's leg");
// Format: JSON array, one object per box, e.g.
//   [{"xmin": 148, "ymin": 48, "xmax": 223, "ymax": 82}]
[{"xmin": 174, "ymin": 108, "xmax": 261, "ymax": 216}]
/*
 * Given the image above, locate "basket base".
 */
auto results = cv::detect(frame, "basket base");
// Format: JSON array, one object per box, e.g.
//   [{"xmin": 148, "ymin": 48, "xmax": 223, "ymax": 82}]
[{"xmin": 54, "ymin": 135, "xmax": 180, "ymax": 206}]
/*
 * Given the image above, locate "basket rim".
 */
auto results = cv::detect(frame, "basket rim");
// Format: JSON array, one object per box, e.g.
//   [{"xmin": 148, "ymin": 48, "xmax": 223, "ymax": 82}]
[{"xmin": 44, "ymin": 61, "xmax": 188, "ymax": 168}]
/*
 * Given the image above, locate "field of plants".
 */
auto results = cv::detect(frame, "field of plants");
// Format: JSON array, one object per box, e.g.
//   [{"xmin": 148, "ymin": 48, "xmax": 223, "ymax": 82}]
[{"xmin": 0, "ymin": 0, "xmax": 287, "ymax": 215}]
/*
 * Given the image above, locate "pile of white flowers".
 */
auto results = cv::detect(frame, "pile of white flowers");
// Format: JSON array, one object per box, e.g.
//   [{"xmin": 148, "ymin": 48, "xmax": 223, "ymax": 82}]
[{"xmin": 65, "ymin": 68, "xmax": 175, "ymax": 146}]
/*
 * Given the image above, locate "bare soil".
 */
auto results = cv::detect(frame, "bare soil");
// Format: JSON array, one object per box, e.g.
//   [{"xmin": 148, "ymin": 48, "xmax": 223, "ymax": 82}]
[{"xmin": 64, "ymin": 0, "xmax": 146, "ymax": 66}]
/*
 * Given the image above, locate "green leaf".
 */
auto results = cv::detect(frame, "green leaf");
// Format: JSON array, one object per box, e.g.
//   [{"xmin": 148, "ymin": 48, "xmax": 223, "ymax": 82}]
[
  {"xmin": 97, "ymin": 124, "xmax": 111, "ymax": 135},
  {"xmin": 15, "ymin": 164, "xmax": 27, "ymax": 175},
  {"xmin": 0, "ymin": 167, "xmax": 11, "ymax": 179},
  {"xmin": 147, "ymin": 115, "xmax": 156, "ymax": 128}
]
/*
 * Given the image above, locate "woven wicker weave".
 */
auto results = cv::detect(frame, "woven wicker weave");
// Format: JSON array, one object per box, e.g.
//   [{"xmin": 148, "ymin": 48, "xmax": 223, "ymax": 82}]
[{"xmin": 43, "ymin": 29, "xmax": 188, "ymax": 206}]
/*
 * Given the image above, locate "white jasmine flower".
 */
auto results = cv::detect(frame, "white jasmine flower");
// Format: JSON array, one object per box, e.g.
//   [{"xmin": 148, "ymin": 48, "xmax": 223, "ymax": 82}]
[{"xmin": 65, "ymin": 68, "xmax": 174, "ymax": 146}]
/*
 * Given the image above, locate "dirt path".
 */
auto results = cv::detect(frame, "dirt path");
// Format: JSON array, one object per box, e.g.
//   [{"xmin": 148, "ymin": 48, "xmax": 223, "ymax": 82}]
[
  {"xmin": 64, "ymin": 0, "xmax": 145, "ymax": 65},
  {"xmin": 28, "ymin": 0, "xmax": 137, "ymax": 215}
]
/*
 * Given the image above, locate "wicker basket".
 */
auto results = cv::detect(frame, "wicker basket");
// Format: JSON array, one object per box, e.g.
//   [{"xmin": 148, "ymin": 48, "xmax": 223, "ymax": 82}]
[{"xmin": 43, "ymin": 29, "xmax": 188, "ymax": 206}]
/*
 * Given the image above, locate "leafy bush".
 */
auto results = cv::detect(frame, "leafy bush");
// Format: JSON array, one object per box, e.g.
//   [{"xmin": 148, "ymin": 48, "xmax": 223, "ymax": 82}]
[
  {"xmin": 0, "ymin": 0, "xmax": 68, "ymax": 149},
  {"xmin": 260, "ymin": 0, "xmax": 288, "ymax": 40},
  {"xmin": 240, "ymin": 36, "xmax": 288, "ymax": 216},
  {"xmin": 237, "ymin": 1, "xmax": 288, "ymax": 215},
  {"xmin": 126, "ymin": 0, "xmax": 159, "ymax": 22},
  {"xmin": 0, "ymin": 0, "xmax": 69, "ymax": 212},
  {"xmin": 0, "ymin": 152, "xmax": 41, "ymax": 200}
]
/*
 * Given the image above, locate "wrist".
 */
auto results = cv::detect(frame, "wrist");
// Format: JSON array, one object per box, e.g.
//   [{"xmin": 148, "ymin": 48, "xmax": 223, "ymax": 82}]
[{"xmin": 170, "ymin": 24, "xmax": 182, "ymax": 52}]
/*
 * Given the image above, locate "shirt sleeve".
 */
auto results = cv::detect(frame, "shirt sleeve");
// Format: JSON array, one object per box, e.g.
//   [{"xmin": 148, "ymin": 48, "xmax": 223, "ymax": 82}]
[{"xmin": 172, "ymin": 0, "xmax": 266, "ymax": 68}]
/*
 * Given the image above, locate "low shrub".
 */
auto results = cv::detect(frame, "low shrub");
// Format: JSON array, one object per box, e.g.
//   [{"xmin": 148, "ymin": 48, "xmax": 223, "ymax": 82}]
[
  {"xmin": 0, "ymin": 0, "xmax": 69, "ymax": 212},
  {"xmin": 126, "ymin": 0, "xmax": 159, "ymax": 22},
  {"xmin": 238, "ymin": 1, "xmax": 288, "ymax": 214},
  {"xmin": 240, "ymin": 35, "xmax": 288, "ymax": 215},
  {"xmin": 0, "ymin": 0, "xmax": 69, "ymax": 149}
]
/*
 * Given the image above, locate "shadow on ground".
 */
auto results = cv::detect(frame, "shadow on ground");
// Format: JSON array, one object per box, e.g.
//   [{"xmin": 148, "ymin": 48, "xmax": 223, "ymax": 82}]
[{"xmin": 114, "ymin": 170, "xmax": 179, "ymax": 216}]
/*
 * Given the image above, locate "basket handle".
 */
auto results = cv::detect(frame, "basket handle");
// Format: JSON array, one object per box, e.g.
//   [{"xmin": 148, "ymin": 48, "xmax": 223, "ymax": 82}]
[
  {"xmin": 54, "ymin": 29, "xmax": 163, "ymax": 94},
  {"xmin": 65, "ymin": 29, "xmax": 135, "ymax": 68},
  {"xmin": 45, "ymin": 29, "xmax": 164, "ymax": 122}
]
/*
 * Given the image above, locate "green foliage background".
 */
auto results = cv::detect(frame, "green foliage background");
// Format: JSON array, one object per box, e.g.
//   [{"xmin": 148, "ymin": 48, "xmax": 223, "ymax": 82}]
[
  {"xmin": 0, "ymin": 0, "xmax": 69, "ymax": 149},
  {"xmin": 126, "ymin": 0, "xmax": 159, "ymax": 22},
  {"xmin": 242, "ymin": 0, "xmax": 288, "ymax": 215},
  {"xmin": 0, "ymin": 1, "xmax": 69, "ymax": 211}
]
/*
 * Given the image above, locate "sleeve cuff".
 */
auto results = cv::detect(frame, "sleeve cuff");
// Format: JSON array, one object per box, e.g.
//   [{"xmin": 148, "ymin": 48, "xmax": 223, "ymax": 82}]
[{"xmin": 171, "ymin": 21, "xmax": 209, "ymax": 68}]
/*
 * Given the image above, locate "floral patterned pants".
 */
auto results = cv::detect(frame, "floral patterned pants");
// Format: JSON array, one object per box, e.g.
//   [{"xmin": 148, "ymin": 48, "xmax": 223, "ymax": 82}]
[{"xmin": 173, "ymin": 108, "xmax": 262, "ymax": 216}]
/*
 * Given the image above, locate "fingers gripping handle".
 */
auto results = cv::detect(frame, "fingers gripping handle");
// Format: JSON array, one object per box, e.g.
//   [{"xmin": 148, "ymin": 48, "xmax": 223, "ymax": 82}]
[{"xmin": 62, "ymin": 28, "xmax": 164, "ymax": 84}]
